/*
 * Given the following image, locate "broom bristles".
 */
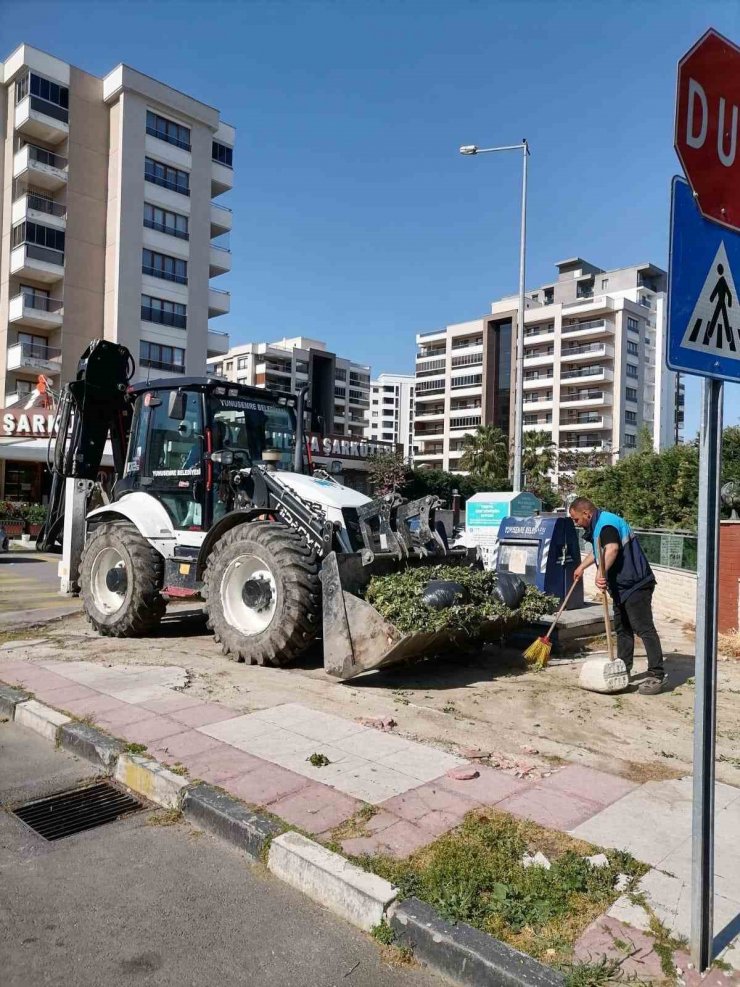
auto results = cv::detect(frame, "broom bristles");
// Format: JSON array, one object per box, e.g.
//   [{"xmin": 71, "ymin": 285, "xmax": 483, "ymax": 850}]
[{"xmin": 523, "ymin": 635, "xmax": 552, "ymax": 667}]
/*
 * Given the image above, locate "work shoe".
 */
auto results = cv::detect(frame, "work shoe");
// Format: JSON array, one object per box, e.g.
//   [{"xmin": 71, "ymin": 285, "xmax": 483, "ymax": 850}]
[{"xmin": 638, "ymin": 675, "xmax": 667, "ymax": 696}]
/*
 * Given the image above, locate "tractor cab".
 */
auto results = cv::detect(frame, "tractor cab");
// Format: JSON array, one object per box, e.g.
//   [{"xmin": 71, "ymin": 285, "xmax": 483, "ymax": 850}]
[{"xmin": 117, "ymin": 378, "xmax": 297, "ymax": 532}]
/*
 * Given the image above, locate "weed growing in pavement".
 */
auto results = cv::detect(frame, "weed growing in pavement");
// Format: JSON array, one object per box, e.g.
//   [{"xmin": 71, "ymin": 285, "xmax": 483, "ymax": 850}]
[
  {"xmin": 648, "ymin": 915, "xmax": 687, "ymax": 980},
  {"xmin": 441, "ymin": 703, "xmax": 457, "ymax": 714},
  {"xmin": 307, "ymin": 752, "xmax": 330, "ymax": 767},
  {"xmin": 124, "ymin": 742, "xmax": 148, "ymax": 755},
  {"xmin": 146, "ymin": 808, "xmax": 183, "ymax": 827},
  {"xmin": 169, "ymin": 763, "xmax": 188, "ymax": 776},
  {"xmin": 370, "ymin": 922, "xmax": 414, "ymax": 967},
  {"xmin": 353, "ymin": 809, "xmax": 647, "ymax": 966},
  {"xmin": 560, "ymin": 956, "xmax": 624, "ymax": 987},
  {"xmin": 371, "ymin": 920, "xmax": 395, "ymax": 945}
]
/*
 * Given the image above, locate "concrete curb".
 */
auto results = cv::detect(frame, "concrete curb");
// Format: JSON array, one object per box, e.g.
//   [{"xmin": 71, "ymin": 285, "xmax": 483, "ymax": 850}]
[
  {"xmin": 15, "ymin": 699, "xmax": 71, "ymax": 742},
  {"xmin": 268, "ymin": 831, "xmax": 398, "ymax": 933},
  {"xmin": 114, "ymin": 753, "xmax": 188, "ymax": 809},
  {"xmin": 389, "ymin": 897, "xmax": 565, "ymax": 987},
  {"xmin": 0, "ymin": 684, "xmax": 31, "ymax": 718},
  {"xmin": 58, "ymin": 722, "xmax": 125, "ymax": 771},
  {"xmin": 182, "ymin": 783, "xmax": 282, "ymax": 861}
]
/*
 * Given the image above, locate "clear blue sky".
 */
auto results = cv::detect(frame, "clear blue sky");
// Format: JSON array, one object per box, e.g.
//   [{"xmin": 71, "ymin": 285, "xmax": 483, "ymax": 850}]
[{"xmin": 4, "ymin": 0, "xmax": 739, "ymax": 437}]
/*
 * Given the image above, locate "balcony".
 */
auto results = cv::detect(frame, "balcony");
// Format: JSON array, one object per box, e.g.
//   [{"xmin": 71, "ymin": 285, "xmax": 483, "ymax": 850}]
[
  {"xmin": 523, "ymin": 373, "xmax": 553, "ymax": 390},
  {"xmin": 560, "ymin": 390, "xmax": 612, "ymax": 409},
  {"xmin": 210, "ymin": 201, "xmax": 232, "ymax": 237},
  {"xmin": 7, "ymin": 341, "xmax": 62, "ymax": 375},
  {"xmin": 523, "ymin": 325, "xmax": 555, "ymax": 344},
  {"xmin": 415, "ymin": 425, "xmax": 445, "ymax": 437},
  {"xmin": 9, "ymin": 292, "xmax": 63, "ymax": 331},
  {"xmin": 522, "ymin": 396, "xmax": 553, "ymax": 410},
  {"xmin": 207, "ymin": 329, "xmax": 230, "ymax": 358},
  {"xmin": 560, "ymin": 341, "xmax": 614, "ymax": 362},
  {"xmin": 10, "ymin": 242, "xmax": 64, "ymax": 283},
  {"xmin": 414, "ymin": 407, "xmax": 445, "ymax": 420},
  {"xmin": 562, "ymin": 295, "xmax": 615, "ymax": 317},
  {"xmin": 15, "ymin": 95, "xmax": 68, "ymax": 144},
  {"xmin": 211, "ymin": 159, "xmax": 233, "ymax": 197},
  {"xmin": 523, "ymin": 420, "xmax": 553, "ymax": 432},
  {"xmin": 559, "ymin": 439, "xmax": 608, "ymax": 453},
  {"xmin": 13, "ymin": 143, "xmax": 68, "ymax": 192},
  {"xmin": 560, "ymin": 413, "xmax": 612, "ymax": 431},
  {"xmin": 208, "ymin": 287, "xmax": 230, "ymax": 318},
  {"xmin": 522, "ymin": 349, "xmax": 554, "ymax": 368},
  {"xmin": 12, "ymin": 191, "xmax": 66, "ymax": 230},
  {"xmin": 560, "ymin": 365, "xmax": 613, "ymax": 385},
  {"xmin": 209, "ymin": 243, "xmax": 231, "ymax": 277},
  {"xmin": 561, "ymin": 318, "xmax": 614, "ymax": 342}
]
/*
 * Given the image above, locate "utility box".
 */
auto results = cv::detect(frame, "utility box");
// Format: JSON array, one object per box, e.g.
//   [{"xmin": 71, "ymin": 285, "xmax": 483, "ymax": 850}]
[
  {"xmin": 465, "ymin": 491, "xmax": 542, "ymax": 568},
  {"xmin": 493, "ymin": 514, "xmax": 584, "ymax": 606}
]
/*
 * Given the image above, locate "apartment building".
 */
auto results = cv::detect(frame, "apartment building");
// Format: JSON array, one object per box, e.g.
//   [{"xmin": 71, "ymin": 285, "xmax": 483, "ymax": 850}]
[
  {"xmin": 0, "ymin": 43, "xmax": 233, "ymax": 500},
  {"xmin": 365, "ymin": 372, "xmax": 416, "ymax": 463},
  {"xmin": 414, "ymin": 258, "xmax": 683, "ymax": 477}
]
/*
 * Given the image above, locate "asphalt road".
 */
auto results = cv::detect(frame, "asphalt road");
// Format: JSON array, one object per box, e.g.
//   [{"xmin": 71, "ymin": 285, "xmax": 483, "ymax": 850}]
[
  {"xmin": 0, "ymin": 547, "xmax": 81, "ymax": 626},
  {"xmin": 0, "ymin": 720, "xmax": 443, "ymax": 987}
]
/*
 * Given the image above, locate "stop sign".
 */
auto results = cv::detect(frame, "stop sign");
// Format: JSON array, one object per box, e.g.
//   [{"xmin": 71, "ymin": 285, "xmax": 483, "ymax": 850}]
[{"xmin": 675, "ymin": 29, "xmax": 740, "ymax": 232}]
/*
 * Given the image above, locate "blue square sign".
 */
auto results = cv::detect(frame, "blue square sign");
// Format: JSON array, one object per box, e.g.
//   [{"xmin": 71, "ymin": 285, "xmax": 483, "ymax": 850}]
[{"xmin": 667, "ymin": 176, "xmax": 740, "ymax": 382}]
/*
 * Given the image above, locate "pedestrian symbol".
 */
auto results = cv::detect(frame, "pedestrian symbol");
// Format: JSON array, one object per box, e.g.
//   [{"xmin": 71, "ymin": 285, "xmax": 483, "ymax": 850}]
[{"xmin": 680, "ymin": 242, "xmax": 740, "ymax": 358}]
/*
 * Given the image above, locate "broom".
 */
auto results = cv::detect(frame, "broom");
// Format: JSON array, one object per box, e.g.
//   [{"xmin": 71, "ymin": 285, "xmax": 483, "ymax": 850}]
[{"xmin": 523, "ymin": 579, "xmax": 580, "ymax": 667}]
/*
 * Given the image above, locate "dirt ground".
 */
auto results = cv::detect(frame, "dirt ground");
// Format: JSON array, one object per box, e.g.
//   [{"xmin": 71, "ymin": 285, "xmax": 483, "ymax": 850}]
[{"xmin": 9, "ymin": 606, "xmax": 740, "ymax": 787}]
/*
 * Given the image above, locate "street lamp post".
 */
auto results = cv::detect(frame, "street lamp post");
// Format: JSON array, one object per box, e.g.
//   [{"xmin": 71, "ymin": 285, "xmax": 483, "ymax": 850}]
[{"xmin": 459, "ymin": 140, "xmax": 530, "ymax": 491}]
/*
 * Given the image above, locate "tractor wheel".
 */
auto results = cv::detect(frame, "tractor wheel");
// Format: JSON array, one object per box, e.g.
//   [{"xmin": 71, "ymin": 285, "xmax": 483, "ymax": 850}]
[
  {"xmin": 204, "ymin": 521, "xmax": 320, "ymax": 666},
  {"xmin": 79, "ymin": 521, "xmax": 166, "ymax": 636}
]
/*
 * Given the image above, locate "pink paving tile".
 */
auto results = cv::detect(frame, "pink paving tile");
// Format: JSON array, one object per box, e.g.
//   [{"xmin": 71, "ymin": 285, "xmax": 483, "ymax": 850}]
[
  {"xmin": 168, "ymin": 703, "xmax": 239, "ymax": 728},
  {"xmin": 138, "ymin": 693, "xmax": 205, "ymax": 714},
  {"xmin": 342, "ymin": 820, "xmax": 435, "ymax": 859},
  {"xmin": 31, "ymin": 684, "xmax": 99, "ymax": 705},
  {"xmin": 574, "ymin": 914, "xmax": 665, "ymax": 980},
  {"xmin": 269, "ymin": 784, "xmax": 360, "ymax": 834},
  {"xmin": 537, "ymin": 764, "xmax": 637, "ymax": 808},
  {"xmin": 117, "ymin": 715, "xmax": 188, "ymax": 745},
  {"xmin": 3, "ymin": 669, "xmax": 72, "ymax": 690},
  {"xmin": 0, "ymin": 662, "xmax": 34, "ymax": 681},
  {"xmin": 381, "ymin": 782, "xmax": 481, "ymax": 825},
  {"xmin": 436, "ymin": 765, "xmax": 531, "ymax": 804},
  {"xmin": 148, "ymin": 730, "xmax": 224, "ymax": 762},
  {"xmin": 62, "ymin": 695, "xmax": 131, "ymax": 719},
  {"xmin": 182, "ymin": 747, "xmax": 265, "ymax": 785},
  {"xmin": 226, "ymin": 762, "xmax": 312, "ymax": 807},
  {"xmin": 496, "ymin": 784, "xmax": 603, "ymax": 831}
]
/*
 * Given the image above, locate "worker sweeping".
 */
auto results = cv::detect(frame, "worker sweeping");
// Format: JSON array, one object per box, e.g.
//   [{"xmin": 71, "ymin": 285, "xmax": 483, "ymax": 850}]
[{"xmin": 569, "ymin": 498, "xmax": 667, "ymax": 696}]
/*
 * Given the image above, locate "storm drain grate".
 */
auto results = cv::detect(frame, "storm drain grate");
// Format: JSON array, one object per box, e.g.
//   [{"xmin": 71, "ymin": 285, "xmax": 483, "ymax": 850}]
[{"xmin": 13, "ymin": 781, "xmax": 143, "ymax": 841}]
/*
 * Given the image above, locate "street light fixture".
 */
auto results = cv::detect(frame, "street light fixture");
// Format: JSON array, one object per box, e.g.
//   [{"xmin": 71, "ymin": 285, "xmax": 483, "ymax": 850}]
[{"xmin": 459, "ymin": 139, "xmax": 530, "ymax": 492}]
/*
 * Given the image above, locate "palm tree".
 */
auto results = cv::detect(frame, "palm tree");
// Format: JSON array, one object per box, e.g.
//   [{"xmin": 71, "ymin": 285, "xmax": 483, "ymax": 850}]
[
  {"xmin": 458, "ymin": 425, "xmax": 509, "ymax": 481},
  {"xmin": 522, "ymin": 430, "xmax": 556, "ymax": 487}
]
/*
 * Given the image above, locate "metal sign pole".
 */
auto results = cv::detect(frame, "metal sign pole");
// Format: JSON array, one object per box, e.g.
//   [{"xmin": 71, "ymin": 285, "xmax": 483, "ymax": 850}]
[{"xmin": 691, "ymin": 375, "xmax": 723, "ymax": 970}]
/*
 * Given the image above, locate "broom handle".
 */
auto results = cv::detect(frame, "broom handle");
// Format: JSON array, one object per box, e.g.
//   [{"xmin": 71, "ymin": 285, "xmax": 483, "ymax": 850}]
[
  {"xmin": 542, "ymin": 579, "xmax": 580, "ymax": 638},
  {"xmin": 598, "ymin": 541, "xmax": 615, "ymax": 661}
]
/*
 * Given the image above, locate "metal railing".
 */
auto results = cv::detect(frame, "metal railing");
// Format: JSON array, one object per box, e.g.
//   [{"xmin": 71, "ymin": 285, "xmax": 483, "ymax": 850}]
[
  {"xmin": 144, "ymin": 170, "xmax": 190, "ymax": 197},
  {"xmin": 25, "ymin": 143, "xmax": 67, "ymax": 170},
  {"xmin": 14, "ymin": 291, "xmax": 62, "ymax": 313},
  {"xmin": 144, "ymin": 218, "xmax": 189, "ymax": 241},
  {"xmin": 562, "ymin": 342, "xmax": 608, "ymax": 357},
  {"xmin": 26, "ymin": 94, "xmax": 69, "ymax": 124},
  {"xmin": 24, "ymin": 192, "xmax": 66, "ymax": 218},
  {"xmin": 142, "ymin": 265, "xmax": 187, "ymax": 285},
  {"xmin": 141, "ymin": 305, "xmax": 186, "ymax": 329},
  {"xmin": 12, "ymin": 341, "xmax": 61, "ymax": 362},
  {"xmin": 146, "ymin": 124, "xmax": 191, "ymax": 152},
  {"xmin": 140, "ymin": 357, "xmax": 185, "ymax": 374},
  {"xmin": 562, "ymin": 318, "xmax": 608, "ymax": 333},
  {"xmin": 18, "ymin": 242, "xmax": 65, "ymax": 267},
  {"xmin": 561, "ymin": 366, "xmax": 605, "ymax": 380},
  {"xmin": 576, "ymin": 528, "xmax": 697, "ymax": 573}
]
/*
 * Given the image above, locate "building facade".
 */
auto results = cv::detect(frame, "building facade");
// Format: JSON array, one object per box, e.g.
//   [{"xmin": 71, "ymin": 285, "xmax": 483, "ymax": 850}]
[
  {"xmin": 365, "ymin": 372, "xmax": 415, "ymax": 463},
  {"xmin": 414, "ymin": 258, "xmax": 683, "ymax": 477},
  {"xmin": 208, "ymin": 337, "xmax": 383, "ymax": 491},
  {"xmin": 0, "ymin": 44, "xmax": 233, "ymax": 500}
]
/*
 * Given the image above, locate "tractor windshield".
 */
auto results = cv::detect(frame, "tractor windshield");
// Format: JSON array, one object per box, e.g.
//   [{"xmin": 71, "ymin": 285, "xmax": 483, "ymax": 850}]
[{"xmin": 210, "ymin": 394, "xmax": 295, "ymax": 469}]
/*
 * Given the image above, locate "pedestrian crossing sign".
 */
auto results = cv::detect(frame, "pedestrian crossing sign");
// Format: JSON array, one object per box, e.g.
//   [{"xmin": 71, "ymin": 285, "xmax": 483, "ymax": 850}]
[{"xmin": 667, "ymin": 176, "xmax": 740, "ymax": 381}]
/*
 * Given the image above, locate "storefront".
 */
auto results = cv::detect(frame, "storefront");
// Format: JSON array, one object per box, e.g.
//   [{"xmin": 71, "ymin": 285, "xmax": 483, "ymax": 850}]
[{"xmin": 306, "ymin": 432, "xmax": 398, "ymax": 495}]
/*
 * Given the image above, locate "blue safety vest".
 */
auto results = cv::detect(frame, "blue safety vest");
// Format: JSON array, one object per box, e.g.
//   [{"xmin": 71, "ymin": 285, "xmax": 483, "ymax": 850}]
[{"xmin": 584, "ymin": 508, "xmax": 655, "ymax": 604}]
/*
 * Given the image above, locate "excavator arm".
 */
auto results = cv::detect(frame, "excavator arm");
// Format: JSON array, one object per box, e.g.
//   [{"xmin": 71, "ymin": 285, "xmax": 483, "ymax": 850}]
[{"xmin": 37, "ymin": 340, "xmax": 135, "ymax": 554}]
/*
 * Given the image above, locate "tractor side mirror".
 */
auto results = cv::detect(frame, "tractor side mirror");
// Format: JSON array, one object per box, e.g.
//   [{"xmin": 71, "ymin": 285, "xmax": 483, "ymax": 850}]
[
  {"xmin": 168, "ymin": 390, "xmax": 187, "ymax": 420},
  {"xmin": 211, "ymin": 450, "xmax": 234, "ymax": 466}
]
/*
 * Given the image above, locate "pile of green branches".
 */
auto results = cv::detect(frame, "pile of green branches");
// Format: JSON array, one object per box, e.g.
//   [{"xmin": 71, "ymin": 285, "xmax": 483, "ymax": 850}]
[{"xmin": 365, "ymin": 565, "xmax": 556, "ymax": 635}]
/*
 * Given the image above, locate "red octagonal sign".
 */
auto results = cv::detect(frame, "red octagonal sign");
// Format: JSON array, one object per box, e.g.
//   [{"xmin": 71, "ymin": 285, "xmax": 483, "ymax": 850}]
[{"xmin": 675, "ymin": 29, "xmax": 740, "ymax": 233}]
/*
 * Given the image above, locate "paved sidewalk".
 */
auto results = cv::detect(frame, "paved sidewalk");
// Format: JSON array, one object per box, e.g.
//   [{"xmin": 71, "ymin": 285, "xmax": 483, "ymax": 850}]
[{"xmin": 2, "ymin": 650, "xmax": 739, "ymax": 974}]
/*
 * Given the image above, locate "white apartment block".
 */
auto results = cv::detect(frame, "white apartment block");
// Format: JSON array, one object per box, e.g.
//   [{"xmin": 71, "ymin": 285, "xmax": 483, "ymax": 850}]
[
  {"xmin": 208, "ymin": 337, "xmax": 371, "ymax": 438},
  {"xmin": 414, "ymin": 258, "xmax": 683, "ymax": 477},
  {"xmin": 365, "ymin": 373, "xmax": 416, "ymax": 463}
]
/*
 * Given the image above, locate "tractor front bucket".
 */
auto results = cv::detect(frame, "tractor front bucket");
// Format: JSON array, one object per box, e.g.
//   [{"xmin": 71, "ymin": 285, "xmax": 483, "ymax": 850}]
[{"xmin": 320, "ymin": 550, "xmax": 515, "ymax": 681}]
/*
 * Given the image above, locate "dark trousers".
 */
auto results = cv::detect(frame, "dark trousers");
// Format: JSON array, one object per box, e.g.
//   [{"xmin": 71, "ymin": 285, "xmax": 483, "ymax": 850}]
[{"xmin": 612, "ymin": 584, "xmax": 665, "ymax": 678}]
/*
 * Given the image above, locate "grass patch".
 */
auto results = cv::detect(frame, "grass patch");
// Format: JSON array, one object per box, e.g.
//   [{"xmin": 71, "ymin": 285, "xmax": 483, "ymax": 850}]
[
  {"xmin": 329, "ymin": 804, "xmax": 378, "ymax": 844},
  {"xmin": 353, "ymin": 809, "xmax": 646, "ymax": 965},
  {"xmin": 307, "ymin": 752, "xmax": 330, "ymax": 768},
  {"xmin": 124, "ymin": 742, "xmax": 148, "ymax": 755},
  {"xmin": 168, "ymin": 763, "xmax": 188, "ymax": 776},
  {"xmin": 560, "ymin": 956, "xmax": 624, "ymax": 987},
  {"xmin": 648, "ymin": 915, "xmax": 687, "ymax": 980},
  {"xmin": 146, "ymin": 808, "xmax": 183, "ymax": 827},
  {"xmin": 371, "ymin": 920, "xmax": 396, "ymax": 945},
  {"xmin": 718, "ymin": 630, "xmax": 740, "ymax": 659}
]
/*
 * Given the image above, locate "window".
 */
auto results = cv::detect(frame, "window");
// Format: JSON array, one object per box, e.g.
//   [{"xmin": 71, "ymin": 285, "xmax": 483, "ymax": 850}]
[
  {"xmin": 237, "ymin": 358, "xmax": 249, "ymax": 370},
  {"xmin": 335, "ymin": 368, "xmax": 347, "ymax": 381},
  {"xmin": 625, "ymin": 410, "xmax": 638, "ymax": 425},
  {"xmin": 16, "ymin": 72, "xmax": 69, "ymax": 123},
  {"xmin": 627, "ymin": 340, "xmax": 639, "ymax": 355},
  {"xmin": 348, "ymin": 389, "xmax": 368, "ymax": 403},
  {"xmin": 141, "ymin": 294, "xmax": 187, "ymax": 329},
  {"xmin": 372, "ymin": 411, "xmax": 378, "ymax": 418},
  {"xmin": 212, "ymin": 141, "xmax": 233, "ymax": 167},
  {"xmin": 626, "ymin": 387, "xmax": 638, "ymax": 403},
  {"xmin": 334, "ymin": 387, "xmax": 346, "ymax": 399},
  {"xmin": 531, "ymin": 293, "xmax": 539, "ymax": 302},
  {"xmin": 350, "ymin": 371, "xmax": 370, "ymax": 385},
  {"xmin": 451, "ymin": 352, "xmax": 483, "ymax": 368},
  {"xmin": 145, "ymin": 157, "xmax": 190, "ymax": 196},
  {"xmin": 626, "ymin": 363, "xmax": 639, "ymax": 379},
  {"xmin": 295, "ymin": 359, "xmax": 309, "ymax": 374},
  {"xmin": 601, "ymin": 278, "xmax": 609, "ymax": 289},
  {"xmin": 142, "ymin": 249, "xmax": 188, "ymax": 284},
  {"xmin": 451, "ymin": 373, "xmax": 483, "ymax": 389},
  {"xmin": 146, "ymin": 110, "xmax": 191, "ymax": 151},
  {"xmin": 624, "ymin": 433, "xmax": 637, "ymax": 448},
  {"xmin": 450, "ymin": 415, "xmax": 482, "ymax": 429},
  {"xmin": 144, "ymin": 203, "xmax": 188, "ymax": 239},
  {"xmin": 417, "ymin": 358, "xmax": 446, "ymax": 376},
  {"xmin": 139, "ymin": 341, "xmax": 185, "ymax": 374},
  {"xmin": 11, "ymin": 220, "xmax": 65, "ymax": 255},
  {"xmin": 382, "ymin": 432, "xmax": 394, "ymax": 441},
  {"xmin": 627, "ymin": 317, "xmax": 639, "ymax": 333}
]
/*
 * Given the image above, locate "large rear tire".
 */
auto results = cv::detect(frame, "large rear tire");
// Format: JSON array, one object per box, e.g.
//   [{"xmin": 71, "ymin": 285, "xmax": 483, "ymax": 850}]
[
  {"xmin": 204, "ymin": 521, "xmax": 320, "ymax": 666},
  {"xmin": 79, "ymin": 521, "xmax": 166, "ymax": 636}
]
